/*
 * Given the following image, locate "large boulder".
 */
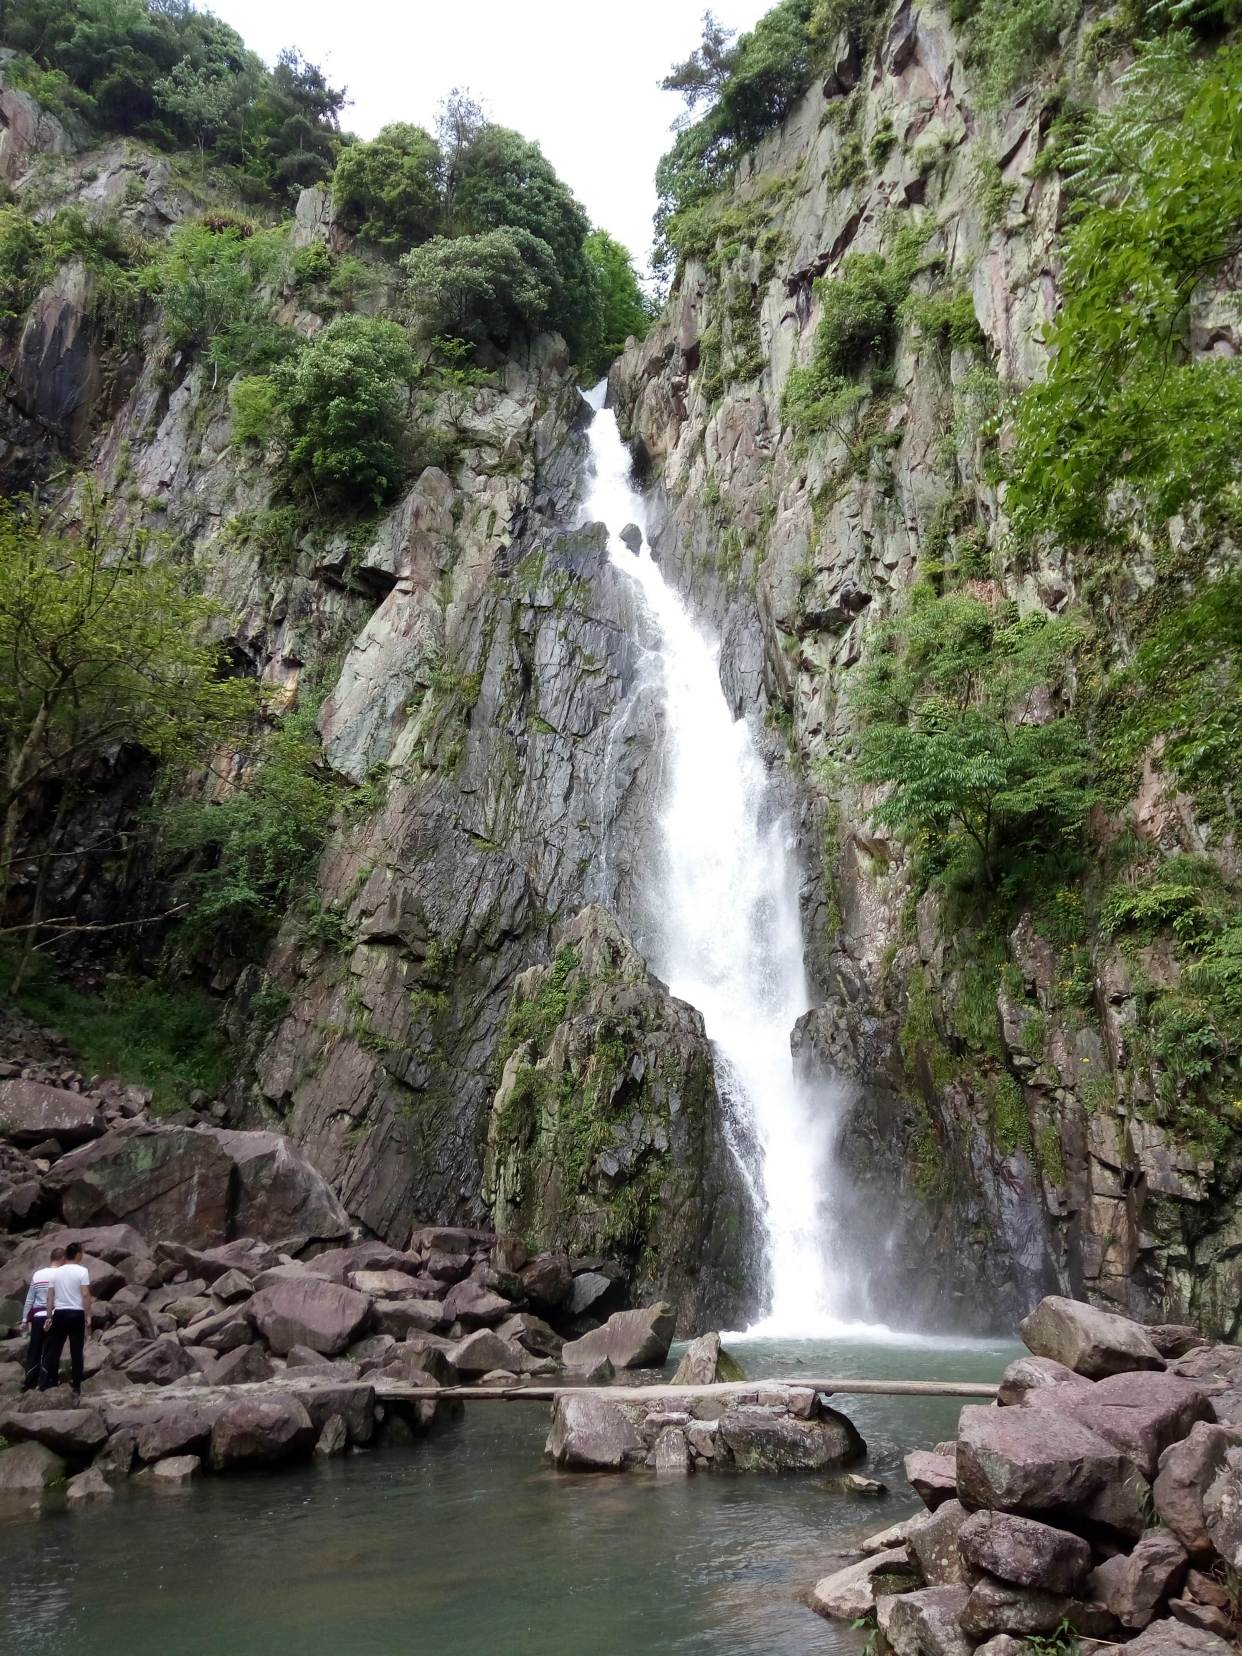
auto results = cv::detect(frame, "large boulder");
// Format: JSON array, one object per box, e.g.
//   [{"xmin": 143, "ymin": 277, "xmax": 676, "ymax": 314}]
[
  {"xmin": 1123, "ymin": 1620, "xmax": 1234, "ymax": 1656},
  {"xmin": 519, "ymin": 1253, "xmax": 572, "ymax": 1311},
  {"xmin": 908, "ymin": 1499, "xmax": 969, "ymax": 1587},
  {"xmin": 209, "ymin": 1393, "xmax": 315, "ymax": 1470},
  {"xmin": 1025, "ymin": 1370, "xmax": 1213, "ymax": 1478},
  {"xmin": 0, "ymin": 1439, "xmax": 66, "ymax": 1495},
  {"xmin": 957, "ymin": 1510, "xmax": 1092, "ymax": 1593},
  {"xmin": 1154, "ymin": 1423, "xmax": 1242, "ymax": 1558},
  {"xmin": 560, "ymin": 1303, "xmax": 676, "ymax": 1371},
  {"xmin": 545, "ymin": 1394, "xmax": 643, "ymax": 1470},
  {"xmin": 0, "ymin": 1079, "xmax": 103, "ymax": 1146},
  {"xmin": 809, "ymin": 1548, "xmax": 923, "ymax": 1619},
  {"xmin": 248, "ymin": 1277, "xmax": 371, "ymax": 1357},
  {"xmin": 450, "ymin": 1328, "xmax": 525, "ymax": 1378},
  {"xmin": 956, "ymin": 1402, "xmax": 1148, "ymax": 1537},
  {"xmin": 0, "ymin": 1407, "xmax": 106, "ymax": 1458},
  {"xmin": 877, "ymin": 1586, "xmax": 973, "ymax": 1656},
  {"xmin": 718, "ymin": 1405, "xmax": 864, "ymax": 1471},
  {"xmin": 670, "ymin": 1331, "xmax": 745, "ymax": 1385},
  {"xmin": 46, "ymin": 1123, "xmax": 348, "ymax": 1247},
  {"xmin": 156, "ymin": 1239, "xmax": 281, "ymax": 1285},
  {"xmin": 121, "ymin": 1334, "xmax": 196, "ymax": 1386},
  {"xmin": 997, "ymin": 1355, "xmax": 1094, "ymax": 1407},
  {"xmin": 1088, "ymin": 1528, "xmax": 1188, "ymax": 1629},
  {"xmin": 905, "ymin": 1449, "xmax": 958, "ymax": 1511},
  {"xmin": 1019, "ymin": 1296, "xmax": 1164, "ymax": 1379},
  {"xmin": 100, "ymin": 1397, "xmax": 222, "ymax": 1462},
  {"xmin": 958, "ymin": 1577, "xmax": 1080, "ymax": 1639}
]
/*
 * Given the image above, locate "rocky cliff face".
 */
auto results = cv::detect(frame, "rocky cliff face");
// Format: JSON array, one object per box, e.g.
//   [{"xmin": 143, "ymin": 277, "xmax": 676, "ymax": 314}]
[
  {"xmin": 614, "ymin": 0, "xmax": 1242, "ymax": 1334},
  {"xmin": 0, "ymin": 82, "xmax": 759, "ymax": 1322}
]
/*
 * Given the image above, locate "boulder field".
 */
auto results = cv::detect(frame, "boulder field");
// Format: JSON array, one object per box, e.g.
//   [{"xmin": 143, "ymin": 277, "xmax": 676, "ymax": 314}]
[
  {"xmin": 0, "ymin": 1063, "xmax": 689, "ymax": 1516},
  {"xmin": 811, "ymin": 1295, "xmax": 1242, "ymax": 1654}
]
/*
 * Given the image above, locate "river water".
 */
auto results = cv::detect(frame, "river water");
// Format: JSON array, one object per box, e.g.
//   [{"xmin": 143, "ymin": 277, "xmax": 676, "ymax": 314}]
[{"xmin": 0, "ymin": 1336, "xmax": 1012, "ymax": 1656}]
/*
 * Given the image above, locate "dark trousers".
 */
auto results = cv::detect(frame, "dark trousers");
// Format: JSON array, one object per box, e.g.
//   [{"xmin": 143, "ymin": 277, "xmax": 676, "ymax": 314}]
[
  {"xmin": 21, "ymin": 1317, "xmax": 46, "ymax": 1390},
  {"xmin": 39, "ymin": 1309, "xmax": 86, "ymax": 1391}
]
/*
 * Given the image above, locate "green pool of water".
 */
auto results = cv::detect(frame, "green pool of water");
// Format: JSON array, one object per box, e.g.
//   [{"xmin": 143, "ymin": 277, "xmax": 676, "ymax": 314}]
[{"xmin": 0, "ymin": 1335, "xmax": 1015, "ymax": 1656}]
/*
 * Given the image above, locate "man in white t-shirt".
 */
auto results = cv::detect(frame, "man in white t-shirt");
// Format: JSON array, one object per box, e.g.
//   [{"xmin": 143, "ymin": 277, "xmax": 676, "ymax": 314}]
[
  {"xmin": 38, "ymin": 1241, "xmax": 93, "ymax": 1396},
  {"xmin": 20, "ymin": 1246, "xmax": 65, "ymax": 1391}
]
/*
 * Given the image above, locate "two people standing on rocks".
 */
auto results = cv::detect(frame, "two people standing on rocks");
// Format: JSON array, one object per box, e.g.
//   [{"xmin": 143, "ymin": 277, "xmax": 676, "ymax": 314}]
[{"xmin": 21, "ymin": 1242, "xmax": 93, "ymax": 1395}]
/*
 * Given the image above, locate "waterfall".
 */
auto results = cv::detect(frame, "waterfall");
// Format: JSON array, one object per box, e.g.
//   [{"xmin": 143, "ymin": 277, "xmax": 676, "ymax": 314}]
[{"xmin": 580, "ymin": 384, "xmax": 877, "ymax": 1338}]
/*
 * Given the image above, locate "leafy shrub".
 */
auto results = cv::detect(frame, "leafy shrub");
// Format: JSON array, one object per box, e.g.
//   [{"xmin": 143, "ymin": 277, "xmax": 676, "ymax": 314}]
[
  {"xmin": 162, "ymin": 697, "xmax": 340, "ymax": 957},
  {"xmin": 229, "ymin": 375, "xmax": 278, "ymax": 445},
  {"xmin": 855, "ymin": 587, "xmax": 1096, "ymax": 889},
  {"xmin": 272, "ymin": 314, "xmax": 419, "ymax": 506},
  {"xmin": 331, "ymin": 124, "xmax": 444, "ymax": 250},
  {"xmin": 148, "ymin": 221, "xmax": 298, "ymax": 380},
  {"xmin": 782, "ymin": 226, "xmax": 927, "ymax": 434},
  {"xmin": 403, "ymin": 227, "xmax": 561, "ymax": 350},
  {"xmin": 1007, "ymin": 40, "xmax": 1242, "ymax": 546},
  {"xmin": 961, "ymin": 0, "xmax": 1081, "ymax": 104}
]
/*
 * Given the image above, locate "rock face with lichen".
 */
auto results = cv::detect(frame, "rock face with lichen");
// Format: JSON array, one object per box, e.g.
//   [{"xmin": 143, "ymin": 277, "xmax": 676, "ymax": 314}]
[{"xmin": 483, "ymin": 907, "xmax": 764, "ymax": 1331}]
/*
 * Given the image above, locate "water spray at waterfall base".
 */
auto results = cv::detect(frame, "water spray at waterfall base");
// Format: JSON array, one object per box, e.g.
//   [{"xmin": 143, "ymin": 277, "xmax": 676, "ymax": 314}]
[{"xmin": 580, "ymin": 384, "xmax": 898, "ymax": 1341}]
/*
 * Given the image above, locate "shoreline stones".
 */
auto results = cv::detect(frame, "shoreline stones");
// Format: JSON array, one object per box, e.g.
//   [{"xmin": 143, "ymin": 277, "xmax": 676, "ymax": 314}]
[{"xmin": 811, "ymin": 1294, "xmax": 1242, "ymax": 1654}]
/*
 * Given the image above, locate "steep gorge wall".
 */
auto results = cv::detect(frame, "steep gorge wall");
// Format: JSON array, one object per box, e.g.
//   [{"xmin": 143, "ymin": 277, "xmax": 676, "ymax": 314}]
[
  {"xmin": 0, "ymin": 93, "xmax": 759, "ymax": 1329},
  {"xmin": 614, "ymin": 0, "xmax": 1242, "ymax": 1333}
]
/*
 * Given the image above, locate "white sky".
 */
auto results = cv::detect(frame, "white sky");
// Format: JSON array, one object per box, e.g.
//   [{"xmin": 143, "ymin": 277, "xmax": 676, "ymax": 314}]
[{"xmin": 207, "ymin": 0, "xmax": 770, "ymax": 270}]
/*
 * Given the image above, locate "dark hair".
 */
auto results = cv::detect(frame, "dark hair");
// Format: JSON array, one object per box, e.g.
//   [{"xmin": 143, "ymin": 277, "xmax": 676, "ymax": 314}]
[
  {"xmin": 50, "ymin": 1247, "xmax": 66, "ymax": 1262},
  {"xmin": 64, "ymin": 1242, "xmax": 83, "ymax": 1260}
]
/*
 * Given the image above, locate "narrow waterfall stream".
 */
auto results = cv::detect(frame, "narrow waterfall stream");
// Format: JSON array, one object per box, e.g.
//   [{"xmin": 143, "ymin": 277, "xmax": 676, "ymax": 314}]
[{"xmin": 581, "ymin": 385, "xmax": 880, "ymax": 1337}]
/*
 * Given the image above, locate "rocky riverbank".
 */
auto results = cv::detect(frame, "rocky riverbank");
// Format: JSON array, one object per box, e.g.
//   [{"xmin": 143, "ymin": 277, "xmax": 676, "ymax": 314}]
[
  {"xmin": 0, "ymin": 1052, "xmax": 685, "ymax": 1516},
  {"xmin": 812, "ymin": 1296, "xmax": 1242, "ymax": 1653}
]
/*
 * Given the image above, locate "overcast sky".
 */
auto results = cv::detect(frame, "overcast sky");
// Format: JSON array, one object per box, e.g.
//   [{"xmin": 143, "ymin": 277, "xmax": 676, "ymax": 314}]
[{"xmin": 206, "ymin": 0, "xmax": 770, "ymax": 270}]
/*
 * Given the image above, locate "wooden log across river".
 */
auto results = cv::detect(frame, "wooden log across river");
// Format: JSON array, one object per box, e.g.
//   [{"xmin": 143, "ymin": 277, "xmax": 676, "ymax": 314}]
[{"xmin": 375, "ymin": 1377, "xmax": 1000, "ymax": 1403}]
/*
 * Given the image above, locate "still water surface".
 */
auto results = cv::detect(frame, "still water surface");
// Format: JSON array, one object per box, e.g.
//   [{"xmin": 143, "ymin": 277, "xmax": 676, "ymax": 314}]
[{"xmin": 0, "ymin": 1335, "xmax": 1014, "ymax": 1656}]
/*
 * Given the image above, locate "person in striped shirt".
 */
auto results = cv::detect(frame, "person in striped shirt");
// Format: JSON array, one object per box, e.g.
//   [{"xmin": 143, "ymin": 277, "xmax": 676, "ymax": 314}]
[{"xmin": 20, "ymin": 1246, "xmax": 65, "ymax": 1392}]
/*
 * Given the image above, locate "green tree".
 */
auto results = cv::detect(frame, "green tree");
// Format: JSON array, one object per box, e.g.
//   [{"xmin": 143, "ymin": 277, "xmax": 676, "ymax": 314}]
[
  {"xmin": 272, "ymin": 314, "xmax": 418, "ymax": 506},
  {"xmin": 331, "ymin": 123, "xmax": 444, "ymax": 251},
  {"xmin": 0, "ymin": 499, "xmax": 253, "ymax": 949},
  {"xmin": 161, "ymin": 695, "xmax": 338, "ymax": 957},
  {"xmin": 855, "ymin": 588, "xmax": 1096, "ymax": 888},
  {"xmin": 451, "ymin": 125, "xmax": 598, "ymax": 354},
  {"xmin": 581, "ymin": 229, "xmax": 651, "ymax": 380},
  {"xmin": 153, "ymin": 50, "xmax": 238, "ymax": 173},
  {"xmin": 147, "ymin": 220, "xmax": 296, "ymax": 382},
  {"xmin": 402, "ymin": 227, "xmax": 560, "ymax": 350}
]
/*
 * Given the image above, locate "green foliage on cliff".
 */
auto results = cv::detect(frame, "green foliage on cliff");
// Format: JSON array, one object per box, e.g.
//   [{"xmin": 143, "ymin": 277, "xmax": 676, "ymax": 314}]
[
  {"xmin": 782, "ymin": 226, "xmax": 927, "ymax": 436},
  {"xmin": 0, "ymin": 205, "xmax": 150, "ymax": 343},
  {"xmin": 0, "ymin": 501, "xmax": 254, "ymax": 925},
  {"xmin": 581, "ymin": 230, "xmax": 652, "ymax": 381},
  {"xmin": 855, "ymin": 588, "xmax": 1096, "ymax": 889},
  {"xmin": 402, "ymin": 229, "xmax": 563, "ymax": 354},
  {"xmin": 332, "ymin": 124, "xmax": 445, "ymax": 250},
  {"xmin": 1007, "ymin": 37, "xmax": 1242, "ymax": 547},
  {"xmin": 162, "ymin": 696, "xmax": 339, "ymax": 957},
  {"xmin": 655, "ymin": 0, "xmax": 884, "ymax": 274},
  {"xmin": 0, "ymin": 2, "xmax": 344, "ymax": 201},
  {"xmin": 271, "ymin": 315, "xmax": 420, "ymax": 507},
  {"xmin": 148, "ymin": 220, "xmax": 298, "ymax": 379}
]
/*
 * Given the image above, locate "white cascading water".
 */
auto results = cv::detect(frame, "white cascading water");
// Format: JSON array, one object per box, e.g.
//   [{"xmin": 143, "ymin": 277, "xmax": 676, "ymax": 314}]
[{"xmin": 581, "ymin": 383, "xmax": 882, "ymax": 1338}]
